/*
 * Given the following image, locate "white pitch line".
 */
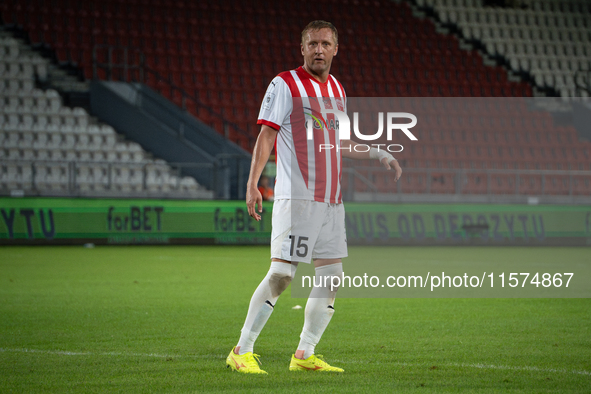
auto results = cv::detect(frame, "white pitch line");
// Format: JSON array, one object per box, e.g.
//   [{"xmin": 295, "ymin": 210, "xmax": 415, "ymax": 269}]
[
  {"xmin": 402, "ymin": 361, "xmax": 590, "ymax": 377},
  {"xmin": 331, "ymin": 359, "xmax": 591, "ymax": 377},
  {"xmin": 446, "ymin": 362, "xmax": 591, "ymax": 376},
  {"xmin": 0, "ymin": 348, "xmax": 223, "ymax": 359},
  {"xmin": 1, "ymin": 348, "xmax": 589, "ymax": 376}
]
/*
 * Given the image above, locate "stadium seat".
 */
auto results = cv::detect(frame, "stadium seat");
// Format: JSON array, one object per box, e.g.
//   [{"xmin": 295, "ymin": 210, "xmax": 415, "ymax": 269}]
[{"xmin": 1, "ymin": 0, "xmax": 589, "ymax": 198}]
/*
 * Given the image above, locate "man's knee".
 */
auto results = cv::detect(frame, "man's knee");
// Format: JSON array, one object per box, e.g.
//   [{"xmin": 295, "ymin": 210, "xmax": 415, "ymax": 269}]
[
  {"xmin": 268, "ymin": 272, "xmax": 292, "ymax": 297},
  {"xmin": 268, "ymin": 260, "xmax": 296, "ymax": 297}
]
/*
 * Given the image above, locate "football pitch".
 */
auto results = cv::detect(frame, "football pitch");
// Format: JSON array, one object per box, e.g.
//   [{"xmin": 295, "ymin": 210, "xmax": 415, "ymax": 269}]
[{"xmin": 1, "ymin": 246, "xmax": 589, "ymax": 393}]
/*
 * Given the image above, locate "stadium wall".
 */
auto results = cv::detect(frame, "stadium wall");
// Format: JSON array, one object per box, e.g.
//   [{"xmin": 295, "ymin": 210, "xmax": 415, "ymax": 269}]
[
  {"xmin": 1, "ymin": 198, "xmax": 590, "ymax": 246},
  {"xmin": 90, "ymin": 81, "xmax": 251, "ymax": 199}
]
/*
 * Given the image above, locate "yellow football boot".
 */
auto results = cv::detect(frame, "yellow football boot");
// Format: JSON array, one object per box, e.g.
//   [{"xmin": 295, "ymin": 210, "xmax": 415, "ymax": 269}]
[
  {"xmin": 226, "ymin": 347, "xmax": 267, "ymax": 374},
  {"xmin": 289, "ymin": 354, "xmax": 344, "ymax": 372}
]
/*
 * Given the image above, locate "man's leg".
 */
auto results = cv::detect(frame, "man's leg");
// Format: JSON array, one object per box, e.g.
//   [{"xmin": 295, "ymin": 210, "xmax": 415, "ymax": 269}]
[
  {"xmin": 291, "ymin": 258, "xmax": 343, "ymax": 372},
  {"xmin": 235, "ymin": 258, "xmax": 297, "ymax": 355},
  {"xmin": 289, "ymin": 201, "xmax": 346, "ymax": 372}
]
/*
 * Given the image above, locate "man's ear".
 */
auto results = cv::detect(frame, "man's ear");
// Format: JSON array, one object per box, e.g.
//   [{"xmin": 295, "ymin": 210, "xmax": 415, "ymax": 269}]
[
  {"xmin": 334, "ymin": 45, "xmax": 338, "ymax": 56},
  {"xmin": 301, "ymin": 44, "xmax": 305, "ymax": 56}
]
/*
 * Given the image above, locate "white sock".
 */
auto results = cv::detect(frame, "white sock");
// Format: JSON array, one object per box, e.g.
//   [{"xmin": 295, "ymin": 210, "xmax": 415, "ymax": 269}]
[
  {"xmin": 297, "ymin": 263, "xmax": 343, "ymax": 359},
  {"xmin": 236, "ymin": 261, "xmax": 296, "ymax": 355}
]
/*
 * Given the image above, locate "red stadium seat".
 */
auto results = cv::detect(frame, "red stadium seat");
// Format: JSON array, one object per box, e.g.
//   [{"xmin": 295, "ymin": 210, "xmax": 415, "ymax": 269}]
[
  {"xmin": 572, "ymin": 176, "xmax": 591, "ymax": 195},
  {"xmin": 543, "ymin": 175, "xmax": 570, "ymax": 195},
  {"xmin": 518, "ymin": 174, "xmax": 543, "ymax": 195},
  {"xmin": 7, "ymin": 0, "xmax": 588, "ymax": 188},
  {"xmin": 490, "ymin": 174, "xmax": 517, "ymax": 194},
  {"xmin": 461, "ymin": 173, "xmax": 488, "ymax": 194},
  {"xmin": 428, "ymin": 173, "xmax": 456, "ymax": 194}
]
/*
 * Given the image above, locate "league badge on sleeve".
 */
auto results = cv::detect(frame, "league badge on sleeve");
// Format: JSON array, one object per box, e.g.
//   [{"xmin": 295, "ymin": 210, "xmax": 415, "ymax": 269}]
[{"xmin": 264, "ymin": 93, "xmax": 276, "ymax": 110}]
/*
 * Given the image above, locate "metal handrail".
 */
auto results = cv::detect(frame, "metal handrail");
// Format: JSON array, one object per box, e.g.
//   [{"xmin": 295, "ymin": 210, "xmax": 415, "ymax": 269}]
[
  {"xmin": 342, "ymin": 167, "xmax": 378, "ymax": 193},
  {"xmin": 341, "ymin": 164, "xmax": 591, "ymax": 196},
  {"xmin": 352, "ymin": 166, "xmax": 591, "ymax": 176},
  {"xmin": 574, "ymin": 69, "xmax": 590, "ymax": 97},
  {"xmin": 2, "ymin": 157, "xmax": 589, "ymax": 198},
  {"xmin": 92, "ymin": 45, "xmax": 144, "ymax": 82}
]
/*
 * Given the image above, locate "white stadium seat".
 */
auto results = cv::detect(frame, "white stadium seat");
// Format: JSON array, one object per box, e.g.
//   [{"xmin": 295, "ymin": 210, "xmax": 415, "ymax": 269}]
[
  {"xmin": 429, "ymin": 0, "xmax": 591, "ymax": 98},
  {"xmin": 1, "ymin": 34, "xmax": 207, "ymax": 196}
]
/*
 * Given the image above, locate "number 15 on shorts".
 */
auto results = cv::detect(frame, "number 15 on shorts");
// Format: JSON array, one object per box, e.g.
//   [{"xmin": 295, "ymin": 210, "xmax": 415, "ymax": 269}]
[{"xmin": 289, "ymin": 235, "xmax": 309, "ymax": 258}]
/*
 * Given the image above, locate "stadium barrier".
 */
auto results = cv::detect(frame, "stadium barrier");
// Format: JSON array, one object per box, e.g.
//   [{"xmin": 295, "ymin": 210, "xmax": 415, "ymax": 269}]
[
  {"xmin": 3, "ymin": 158, "xmax": 589, "ymax": 204},
  {"xmin": 1, "ymin": 197, "xmax": 589, "ymax": 246},
  {"xmin": 344, "ymin": 166, "xmax": 591, "ymax": 204},
  {"xmin": 0, "ymin": 160, "xmax": 216, "ymax": 199}
]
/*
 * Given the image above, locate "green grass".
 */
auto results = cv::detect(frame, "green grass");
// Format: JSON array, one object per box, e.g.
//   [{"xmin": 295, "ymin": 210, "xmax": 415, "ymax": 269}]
[{"xmin": 0, "ymin": 246, "xmax": 589, "ymax": 393}]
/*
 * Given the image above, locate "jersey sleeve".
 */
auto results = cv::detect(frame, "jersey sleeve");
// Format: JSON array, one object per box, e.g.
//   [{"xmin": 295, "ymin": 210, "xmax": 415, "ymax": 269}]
[{"xmin": 257, "ymin": 76, "xmax": 292, "ymax": 131}]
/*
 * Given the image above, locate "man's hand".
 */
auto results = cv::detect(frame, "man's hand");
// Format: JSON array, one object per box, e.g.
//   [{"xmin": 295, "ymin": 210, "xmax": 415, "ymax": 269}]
[
  {"xmin": 244, "ymin": 125, "xmax": 277, "ymax": 222},
  {"xmin": 381, "ymin": 157, "xmax": 403, "ymax": 182},
  {"xmin": 246, "ymin": 184, "xmax": 263, "ymax": 221}
]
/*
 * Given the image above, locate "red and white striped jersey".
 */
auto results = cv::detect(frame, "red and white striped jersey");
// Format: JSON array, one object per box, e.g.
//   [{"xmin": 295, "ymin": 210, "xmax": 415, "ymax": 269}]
[{"xmin": 257, "ymin": 66, "xmax": 347, "ymax": 204}]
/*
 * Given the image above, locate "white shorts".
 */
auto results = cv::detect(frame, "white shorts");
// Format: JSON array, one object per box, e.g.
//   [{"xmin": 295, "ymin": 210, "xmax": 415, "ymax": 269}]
[{"xmin": 270, "ymin": 199, "xmax": 348, "ymax": 264}]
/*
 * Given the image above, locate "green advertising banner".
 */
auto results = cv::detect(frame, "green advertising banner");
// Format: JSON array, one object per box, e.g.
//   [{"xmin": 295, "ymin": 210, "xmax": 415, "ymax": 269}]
[
  {"xmin": 344, "ymin": 203, "xmax": 591, "ymax": 246},
  {"xmin": 0, "ymin": 198, "xmax": 272, "ymax": 245},
  {"xmin": 0, "ymin": 198, "xmax": 590, "ymax": 245}
]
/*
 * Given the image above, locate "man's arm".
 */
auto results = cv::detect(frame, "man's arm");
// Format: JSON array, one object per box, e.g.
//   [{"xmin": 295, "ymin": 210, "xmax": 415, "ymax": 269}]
[
  {"xmin": 340, "ymin": 139, "xmax": 403, "ymax": 182},
  {"xmin": 247, "ymin": 125, "xmax": 279, "ymax": 221}
]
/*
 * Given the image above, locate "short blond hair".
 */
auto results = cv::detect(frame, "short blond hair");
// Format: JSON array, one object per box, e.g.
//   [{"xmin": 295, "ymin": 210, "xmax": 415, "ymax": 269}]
[{"xmin": 301, "ymin": 20, "xmax": 338, "ymax": 45}]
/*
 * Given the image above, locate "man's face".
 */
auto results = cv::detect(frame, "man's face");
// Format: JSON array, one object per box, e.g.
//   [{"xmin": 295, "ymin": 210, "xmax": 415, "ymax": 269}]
[{"xmin": 301, "ymin": 28, "xmax": 338, "ymax": 76}]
